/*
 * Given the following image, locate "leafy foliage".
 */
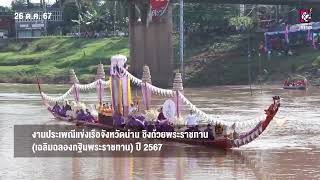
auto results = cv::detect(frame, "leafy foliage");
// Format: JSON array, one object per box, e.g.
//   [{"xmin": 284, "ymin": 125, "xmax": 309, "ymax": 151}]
[
  {"xmin": 66, "ymin": 0, "xmax": 128, "ymax": 33},
  {"xmin": 229, "ymin": 16, "xmax": 255, "ymax": 31},
  {"xmin": 173, "ymin": 3, "xmax": 239, "ymax": 34}
]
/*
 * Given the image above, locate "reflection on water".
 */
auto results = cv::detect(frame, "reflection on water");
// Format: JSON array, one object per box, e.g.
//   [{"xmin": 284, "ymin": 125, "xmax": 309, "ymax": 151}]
[{"xmin": 0, "ymin": 83, "xmax": 320, "ymax": 179}]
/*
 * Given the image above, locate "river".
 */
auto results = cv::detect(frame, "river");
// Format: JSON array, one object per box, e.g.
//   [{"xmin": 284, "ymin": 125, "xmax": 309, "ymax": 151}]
[{"xmin": 0, "ymin": 83, "xmax": 319, "ymax": 180}]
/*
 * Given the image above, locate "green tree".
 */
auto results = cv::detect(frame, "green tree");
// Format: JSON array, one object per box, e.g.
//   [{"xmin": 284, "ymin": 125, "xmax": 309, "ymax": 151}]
[
  {"xmin": 70, "ymin": 0, "xmax": 128, "ymax": 34},
  {"xmin": 229, "ymin": 16, "xmax": 255, "ymax": 31},
  {"xmin": 11, "ymin": 0, "xmax": 26, "ymax": 10},
  {"xmin": 61, "ymin": 2, "xmax": 79, "ymax": 34},
  {"xmin": 174, "ymin": 3, "xmax": 239, "ymax": 34}
]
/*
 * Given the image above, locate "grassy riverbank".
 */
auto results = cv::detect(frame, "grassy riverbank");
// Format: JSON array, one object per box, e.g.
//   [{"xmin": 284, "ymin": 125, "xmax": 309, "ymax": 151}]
[
  {"xmin": 0, "ymin": 37, "xmax": 129, "ymax": 83},
  {"xmin": 1, "ymin": 35, "xmax": 320, "ymax": 86}
]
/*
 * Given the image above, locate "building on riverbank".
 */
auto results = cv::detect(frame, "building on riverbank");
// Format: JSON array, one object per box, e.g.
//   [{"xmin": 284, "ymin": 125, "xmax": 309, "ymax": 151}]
[
  {"xmin": 0, "ymin": 7, "xmax": 15, "ymax": 38},
  {"xmin": 13, "ymin": 1, "xmax": 63, "ymax": 38}
]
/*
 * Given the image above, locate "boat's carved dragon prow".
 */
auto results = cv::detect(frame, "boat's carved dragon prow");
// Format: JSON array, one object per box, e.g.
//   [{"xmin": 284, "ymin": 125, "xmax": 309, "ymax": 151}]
[{"xmin": 232, "ymin": 96, "xmax": 281, "ymax": 148}]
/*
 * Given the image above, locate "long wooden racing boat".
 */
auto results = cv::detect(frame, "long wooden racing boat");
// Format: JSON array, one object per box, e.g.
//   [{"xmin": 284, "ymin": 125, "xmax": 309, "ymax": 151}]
[
  {"xmin": 36, "ymin": 59, "xmax": 281, "ymax": 150},
  {"xmin": 283, "ymin": 85, "xmax": 306, "ymax": 90},
  {"xmin": 283, "ymin": 78, "xmax": 308, "ymax": 90},
  {"xmin": 41, "ymin": 96, "xmax": 281, "ymax": 150}
]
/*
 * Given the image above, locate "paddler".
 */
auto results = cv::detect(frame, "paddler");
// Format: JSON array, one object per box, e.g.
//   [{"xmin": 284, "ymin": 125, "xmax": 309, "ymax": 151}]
[
  {"xmin": 203, "ymin": 124, "xmax": 214, "ymax": 140},
  {"xmin": 113, "ymin": 112, "xmax": 125, "ymax": 129},
  {"xmin": 103, "ymin": 103, "xmax": 113, "ymax": 116},
  {"xmin": 128, "ymin": 103, "xmax": 137, "ymax": 114},
  {"xmin": 77, "ymin": 109, "xmax": 86, "ymax": 121},
  {"xmin": 98, "ymin": 103, "xmax": 112, "ymax": 116},
  {"xmin": 99, "ymin": 104, "xmax": 106, "ymax": 114},
  {"xmin": 186, "ymin": 110, "xmax": 198, "ymax": 131},
  {"xmin": 157, "ymin": 107, "xmax": 166, "ymax": 121},
  {"xmin": 52, "ymin": 102, "xmax": 61, "ymax": 114},
  {"xmin": 85, "ymin": 109, "xmax": 95, "ymax": 123},
  {"xmin": 127, "ymin": 115, "xmax": 145, "ymax": 131},
  {"xmin": 63, "ymin": 101, "xmax": 72, "ymax": 111},
  {"xmin": 214, "ymin": 123, "xmax": 224, "ymax": 137}
]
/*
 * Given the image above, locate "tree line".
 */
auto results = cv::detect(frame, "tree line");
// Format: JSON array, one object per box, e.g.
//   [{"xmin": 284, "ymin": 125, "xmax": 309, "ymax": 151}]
[{"xmin": 4, "ymin": 1, "xmax": 301, "ymax": 37}]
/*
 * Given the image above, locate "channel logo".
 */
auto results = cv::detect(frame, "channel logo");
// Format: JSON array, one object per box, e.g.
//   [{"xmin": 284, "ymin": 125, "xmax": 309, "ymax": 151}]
[{"xmin": 300, "ymin": 9, "xmax": 312, "ymax": 23}]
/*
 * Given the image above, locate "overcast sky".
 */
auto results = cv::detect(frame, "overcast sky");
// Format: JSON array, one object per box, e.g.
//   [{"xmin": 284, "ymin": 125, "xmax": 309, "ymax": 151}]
[{"xmin": 0, "ymin": 0, "xmax": 56, "ymax": 7}]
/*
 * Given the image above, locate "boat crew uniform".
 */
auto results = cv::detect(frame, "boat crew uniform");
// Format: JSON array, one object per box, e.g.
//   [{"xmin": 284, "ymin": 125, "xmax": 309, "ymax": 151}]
[{"xmin": 186, "ymin": 114, "xmax": 198, "ymax": 128}]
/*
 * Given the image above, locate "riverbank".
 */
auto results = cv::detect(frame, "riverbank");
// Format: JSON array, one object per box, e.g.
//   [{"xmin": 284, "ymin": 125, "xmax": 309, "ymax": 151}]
[
  {"xmin": 183, "ymin": 33, "xmax": 320, "ymax": 86},
  {"xmin": 1, "ymin": 36, "xmax": 320, "ymax": 86},
  {"xmin": 185, "ymin": 47, "xmax": 320, "ymax": 86},
  {"xmin": 0, "ymin": 37, "xmax": 128, "ymax": 83}
]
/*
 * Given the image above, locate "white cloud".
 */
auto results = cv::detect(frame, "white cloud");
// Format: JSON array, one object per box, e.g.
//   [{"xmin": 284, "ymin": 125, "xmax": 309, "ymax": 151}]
[{"xmin": 0, "ymin": 0, "xmax": 13, "ymax": 7}]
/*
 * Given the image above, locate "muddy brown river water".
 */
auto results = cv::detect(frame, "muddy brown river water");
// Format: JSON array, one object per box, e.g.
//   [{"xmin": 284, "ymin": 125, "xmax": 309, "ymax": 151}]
[{"xmin": 0, "ymin": 83, "xmax": 319, "ymax": 180}]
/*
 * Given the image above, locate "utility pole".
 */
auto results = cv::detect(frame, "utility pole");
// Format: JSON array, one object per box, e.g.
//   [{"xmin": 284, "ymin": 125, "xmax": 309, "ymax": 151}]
[
  {"xmin": 44, "ymin": 0, "xmax": 47, "ymax": 36},
  {"xmin": 259, "ymin": 53, "xmax": 262, "ymax": 94},
  {"xmin": 248, "ymin": 33, "xmax": 253, "ymax": 96},
  {"xmin": 114, "ymin": 1, "xmax": 117, "ymax": 36},
  {"xmin": 179, "ymin": 0, "xmax": 184, "ymax": 80},
  {"xmin": 75, "ymin": 0, "xmax": 81, "ymax": 37},
  {"xmin": 15, "ymin": 21, "xmax": 18, "ymax": 40}
]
